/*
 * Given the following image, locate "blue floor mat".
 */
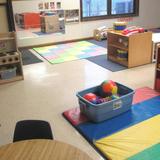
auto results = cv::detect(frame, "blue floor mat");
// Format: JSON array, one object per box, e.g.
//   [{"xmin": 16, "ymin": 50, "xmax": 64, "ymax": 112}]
[
  {"xmin": 86, "ymin": 39, "xmax": 127, "ymax": 72},
  {"xmin": 77, "ymin": 96, "xmax": 160, "ymax": 142},
  {"xmin": 86, "ymin": 54, "xmax": 127, "ymax": 72}
]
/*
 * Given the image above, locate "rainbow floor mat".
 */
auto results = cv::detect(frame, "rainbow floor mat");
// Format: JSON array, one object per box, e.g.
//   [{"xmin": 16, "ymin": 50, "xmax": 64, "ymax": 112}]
[
  {"xmin": 33, "ymin": 41, "xmax": 107, "ymax": 64},
  {"xmin": 63, "ymin": 87, "xmax": 160, "ymax": 160}
]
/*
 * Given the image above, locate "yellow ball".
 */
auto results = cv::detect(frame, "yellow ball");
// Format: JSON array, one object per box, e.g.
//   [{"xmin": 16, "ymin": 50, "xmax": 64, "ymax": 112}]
[{"xmin": 112, "ymin": 85, "xmax": 118, "ymax": 95}]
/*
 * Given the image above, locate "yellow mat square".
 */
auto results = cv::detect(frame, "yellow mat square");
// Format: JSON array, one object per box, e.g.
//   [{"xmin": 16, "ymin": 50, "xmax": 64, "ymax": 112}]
[{"xmin": 95, "ymin": 115, "xmax": 160, "ymax": 160}]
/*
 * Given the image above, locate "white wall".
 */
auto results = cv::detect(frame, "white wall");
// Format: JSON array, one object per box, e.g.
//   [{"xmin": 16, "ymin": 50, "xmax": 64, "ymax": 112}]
[{"xmin": 12, "ymin": 0, "xmax": 160, "ymax": 47}]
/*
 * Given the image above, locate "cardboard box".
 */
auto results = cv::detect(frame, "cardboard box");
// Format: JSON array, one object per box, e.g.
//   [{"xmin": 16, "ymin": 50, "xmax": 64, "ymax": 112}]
[{"xmin": 40, "ymin": 15, "xmax": 60, "ymax": 33}]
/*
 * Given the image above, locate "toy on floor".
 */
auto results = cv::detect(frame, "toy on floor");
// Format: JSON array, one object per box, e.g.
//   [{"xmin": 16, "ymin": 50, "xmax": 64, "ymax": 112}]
[{"xmin": 93, "ymin": 26, "xmax": 108, "ymax": 41}]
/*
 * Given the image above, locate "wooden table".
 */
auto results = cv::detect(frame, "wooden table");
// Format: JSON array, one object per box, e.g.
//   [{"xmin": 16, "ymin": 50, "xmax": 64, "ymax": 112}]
[{"xmin": 0, "ymin": 139, "xmax": 93, "ymax": 160}]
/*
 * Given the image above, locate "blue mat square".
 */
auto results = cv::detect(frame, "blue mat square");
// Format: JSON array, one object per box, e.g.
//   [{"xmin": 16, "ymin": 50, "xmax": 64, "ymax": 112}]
[{"xmin": 77, "ymin": 96, "xmax": 160, "ymax": 142}]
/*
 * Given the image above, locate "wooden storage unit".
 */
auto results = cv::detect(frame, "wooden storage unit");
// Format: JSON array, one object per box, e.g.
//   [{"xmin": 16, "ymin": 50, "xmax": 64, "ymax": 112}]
[
  {"xmin": 107, "ymin": 31, "xmax": 152, "ymax": 68},
  {"xmin": 40, "ymin": 15, "xmax": 60, "ymax": 33},
  {"xmin": 0, "ymin": 32, "xmax": 23, "ymax": 84},
  {"xmin": 154, "ymin": 44, "xmax": 160, "ymax": 91}
]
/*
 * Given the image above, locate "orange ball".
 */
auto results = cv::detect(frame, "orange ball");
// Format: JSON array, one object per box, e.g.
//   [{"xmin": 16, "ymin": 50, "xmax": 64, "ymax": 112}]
[{"xmin": 101, "ymin": 80, "xmax": 118, "ymax": 95}]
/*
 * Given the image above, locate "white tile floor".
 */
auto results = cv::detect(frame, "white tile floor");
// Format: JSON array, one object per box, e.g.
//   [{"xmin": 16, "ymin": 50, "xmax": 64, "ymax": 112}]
[{"xmin": 0, "ymin": 52, "xmax": 155, "ymax": 160}]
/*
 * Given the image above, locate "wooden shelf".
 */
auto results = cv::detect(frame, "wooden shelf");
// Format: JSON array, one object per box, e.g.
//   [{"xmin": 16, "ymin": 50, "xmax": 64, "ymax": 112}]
[
  {"xmin": 108, "ymin": 55, "xmax": 128, "ymax": 67},
  {"xmin": 0, "ymin": 52, "xmax": 21, "ymax": 65},
  {"xmin": 0, "ymin": 32, "xmax": 24, "ymax": 85},
  {"xmin": 0, "ymin": 37, "xmax": 14, "ymax": 41},
  {"xmin": 0, "ymin": 75, "xmax": 23, "ymax": 85},
  {"xmin": 107, "ymin": 31, "xmax": 152, "ymax": 68},
  {"xmin": 0, "ymin": 61, "xmax": 20, "ymax": 65},
  {"xmin": 155, "ymin": 46, "xmax": 160, "ymax": 91},
  {"xmin": 108, "ymin": 43, "xmax": 128, "ymax": 51}
]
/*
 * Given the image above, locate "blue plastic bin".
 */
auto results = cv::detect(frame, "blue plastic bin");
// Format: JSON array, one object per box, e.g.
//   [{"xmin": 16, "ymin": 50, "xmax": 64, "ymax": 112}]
[{"xmin": 76, "ymin": 82, "xmax": 134, "ymax": 123}]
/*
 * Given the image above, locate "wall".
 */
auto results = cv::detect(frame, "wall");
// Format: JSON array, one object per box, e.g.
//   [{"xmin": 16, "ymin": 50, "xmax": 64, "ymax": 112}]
[
  {"xmin": 0, "ymin": 6, "xmax": 9, "ymax": 32},
  {"xmin": 12, "ymin": 0, "xmax": 160, "ymax": 47},
  {"xmin": 0, "ymin": 0, "xmax": 9, "ymax": 32},
  {"xmin": 0, "ymin": 0, "xmax": 6, "ymax": 3}
]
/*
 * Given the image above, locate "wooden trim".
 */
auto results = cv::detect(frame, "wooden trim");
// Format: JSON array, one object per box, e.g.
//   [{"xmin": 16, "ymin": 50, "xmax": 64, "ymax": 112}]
[
  {"xmin": 108, "ymin": 0, "xmax": 111, "ymax": 15},
  {"xmin": 18, "ymin": 37, "xmax": 93, "ymax": 49},
  {"xmin": 79, "ymin": 0, "xmax": 83, "ymax": 21},
  {"xmin": 6, "ymin": 0, "xmax": 15, "ymax": 31},
  {"xmin": 0, "ymin": 3, "xmax": 6, "ymax": 5},
  {"xmin": 0, "ymin": 1, "xmax": 15, "ymax": 31}
]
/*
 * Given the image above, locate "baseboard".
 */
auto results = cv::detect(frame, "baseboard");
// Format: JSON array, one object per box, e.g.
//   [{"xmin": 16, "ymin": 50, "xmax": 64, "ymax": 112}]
[{"xmin": 19, "ymin": 37, "xmax": 94, "ymax": 49}]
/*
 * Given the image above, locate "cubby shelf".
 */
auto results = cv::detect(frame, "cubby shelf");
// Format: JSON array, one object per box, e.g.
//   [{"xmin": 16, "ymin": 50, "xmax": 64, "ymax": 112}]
[
  {"xmin": 108, "ymin": 43, "xmax": 128, "ymax": 51},
  {"xmin": 155, "ymin": 44, "xmax": 160, "ymax": 91},
  {"xmin": 0, "ymin": 32, "xmax": 24, "ymax": 84},
  {"xmin": 108, "ymin": 55, "xmax": 128, "ymax": 67},
  {"xmin": 0, "ymin": 75, "xmax": 23, "ymax": 85},
  {"xmin": 107, "ymin": 31, "xmax": 152, "ymax": 68}
]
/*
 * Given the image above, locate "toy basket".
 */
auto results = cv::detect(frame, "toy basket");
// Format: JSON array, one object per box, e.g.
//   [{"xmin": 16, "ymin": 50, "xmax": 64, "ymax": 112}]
[{"xmin": 76, "ymin": 82, "xmax": 134, "ymax": 123}]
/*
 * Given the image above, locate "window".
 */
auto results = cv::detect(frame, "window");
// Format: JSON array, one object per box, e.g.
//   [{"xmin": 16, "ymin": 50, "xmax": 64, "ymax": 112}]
[
  {"xmin": 82, "ymin": 0, "xmax": 107, "ymax": 18},
  {"xmin": 80, "ymin": 0, "xmax": 139, "ymax": 21},
  {"xmin": 111, "ymin": 0, "xmax": 134, "ymax": 15}
]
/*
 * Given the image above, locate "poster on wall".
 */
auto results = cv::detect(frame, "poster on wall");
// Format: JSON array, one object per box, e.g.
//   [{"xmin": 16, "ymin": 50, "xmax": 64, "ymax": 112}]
[
  {"xmin": 65, "ymin": 9, "xmax": 79, "ymax": 24},
  {"xmin": 44, "ymin": 2, "xmax": 49, "ymax": 9},
  {"xmin": 38, "ymin": 2, "xmax": 43, "ymax": 10},
  {"xmin": 38, "ymin": 1, "xmax": 61, "ymax": 10},
  {"xmin": 56, "ymin": 2, "xmax": 61, "ymax": 9},
  {"xmin": 50, "ymin": 2, "xmax": 55, "ymax": 9}
]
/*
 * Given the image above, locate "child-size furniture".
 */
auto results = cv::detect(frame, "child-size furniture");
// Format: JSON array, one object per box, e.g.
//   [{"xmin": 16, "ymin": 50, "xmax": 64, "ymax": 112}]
[
  {"xmin": 13, "ymin": 120, "xmax": 53, "ymax": 142},
  {"xmin": 0, "ymin": 32, "xmax": 23, "ymax": 84},
  {"xmin": 154, "ymin": 44, "xmax": 160, "ymax": 91},
  {"xmin": 107, "ymin": 31, "xmax": 152, "ymax": 68}
]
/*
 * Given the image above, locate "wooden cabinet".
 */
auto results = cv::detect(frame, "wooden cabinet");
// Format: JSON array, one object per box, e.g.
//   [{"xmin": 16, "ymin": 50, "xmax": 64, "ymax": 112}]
[
  {"xmin": 0, "ymin": 32, "xmax": 23, "ymax": 84},
  {"xmin": 107, "ymin": 31, "xmax": 152, "ymax": 68},
  {"xmin": 40, "ymin": 15, "xmax": 60, "ymax": 33},
  {"xmin": 154, "ymin": 44, "xmax": 160, "ymax": 91}
]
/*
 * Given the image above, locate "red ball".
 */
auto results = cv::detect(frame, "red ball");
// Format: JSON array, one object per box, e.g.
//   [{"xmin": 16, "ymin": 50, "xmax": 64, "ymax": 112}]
[
  {"xmin": 101, "ymin": 80, "xmax": 118, "ymax": 95},
  {"xmin": 83, "ymin": 93, "xmax": 97, "ymax": 102}
]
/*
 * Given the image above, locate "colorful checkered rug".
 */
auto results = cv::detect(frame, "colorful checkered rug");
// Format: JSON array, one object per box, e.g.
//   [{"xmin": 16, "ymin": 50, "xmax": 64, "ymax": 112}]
[{"xmin": 33, "ymin": 41, "xmax": 107, "ymax": 64}]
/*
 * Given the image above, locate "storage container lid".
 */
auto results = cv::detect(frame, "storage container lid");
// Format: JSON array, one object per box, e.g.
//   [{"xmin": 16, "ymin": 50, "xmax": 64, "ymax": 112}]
[{"xmin": 114, "ymin": 22, "xmax": 127, "ymax": 26}]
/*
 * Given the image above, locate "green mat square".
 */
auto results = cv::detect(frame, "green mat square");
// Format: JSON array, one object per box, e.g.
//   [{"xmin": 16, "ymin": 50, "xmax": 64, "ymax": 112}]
[{"xmin": 127, "ymin": 143, "xmax": 160, "ymax": 160}]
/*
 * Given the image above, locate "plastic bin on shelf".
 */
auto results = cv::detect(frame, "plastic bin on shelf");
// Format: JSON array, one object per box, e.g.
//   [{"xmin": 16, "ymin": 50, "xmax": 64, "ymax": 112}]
[
  {"xmin": 76, "ymin": 82, "xmax": 134, "ymax": 123},
  {"xmin": 0, "ymin": 67, "xmax": 17, "ymax": 80}
]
